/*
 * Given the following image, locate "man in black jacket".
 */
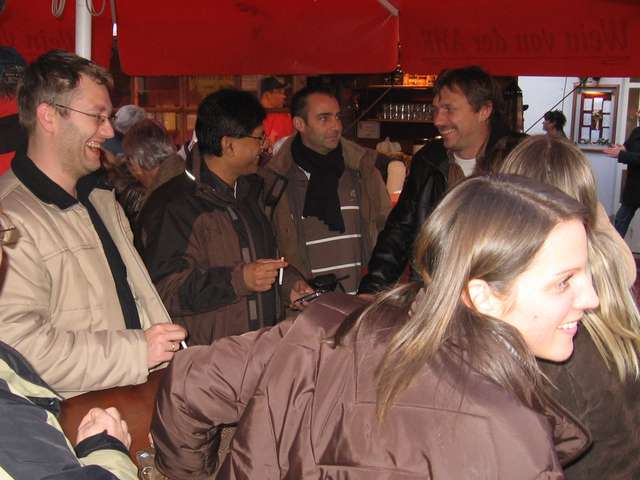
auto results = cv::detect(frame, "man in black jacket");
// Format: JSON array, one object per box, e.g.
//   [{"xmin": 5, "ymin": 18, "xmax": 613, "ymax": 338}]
[
  {"xmin": 359, "ymin": 66, "xmax": 521, "ymax": 294},
  {"xmin": 605, "ymin": 111, "xmax": 640, "ymax": 238}
]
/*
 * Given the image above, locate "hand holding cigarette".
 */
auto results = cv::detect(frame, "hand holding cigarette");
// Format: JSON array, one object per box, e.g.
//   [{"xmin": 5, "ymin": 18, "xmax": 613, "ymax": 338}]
[{"xmin": 242, "ymin": 258, "xmax": 288, "ymax": 292}]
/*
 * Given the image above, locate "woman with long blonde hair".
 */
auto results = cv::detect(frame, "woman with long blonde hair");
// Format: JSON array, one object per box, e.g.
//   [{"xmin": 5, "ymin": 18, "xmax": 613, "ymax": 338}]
[
  {"xmin": 498, "ymin": 135, "xmax": 640, "ymax": 479},
  {"xmin": 151, "ymin": 174, "xmax": 599, "ymax": 479}
]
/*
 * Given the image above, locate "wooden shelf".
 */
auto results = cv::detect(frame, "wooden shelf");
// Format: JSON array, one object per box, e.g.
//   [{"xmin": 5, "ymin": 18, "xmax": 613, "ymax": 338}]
[
  {"xmin": 367, "ymin": 84, "xmax": 433, "ymax": 90},
  {"xmin": 373, "ymin": 118, "xmax": 434, "ymax": 124}
]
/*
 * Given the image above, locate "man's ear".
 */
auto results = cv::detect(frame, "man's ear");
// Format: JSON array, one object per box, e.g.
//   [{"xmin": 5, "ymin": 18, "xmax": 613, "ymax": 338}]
[
  {"xmin": 220, "ymin": 135, "xmax": 234, "ymax": 156},
  {"xmin": 36, "ymin": 103, "xmax": 57, "ymax": 134},
  {"xmin": 478, "ymin": 101, "xmax": 493, "ymax": 123},
  {"xmin": 292, "ymin": 116, "xmax": 305, "ymax": 132},
  {"xmin": 466, "ymin": 278, "xmax": 505, "ymax": 318}
]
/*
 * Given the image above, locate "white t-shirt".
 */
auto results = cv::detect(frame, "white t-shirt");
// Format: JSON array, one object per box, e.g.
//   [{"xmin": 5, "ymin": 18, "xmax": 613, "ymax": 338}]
[{"xmin": 453, "ymin": 153, "xmax": 476, "ymax": 177}]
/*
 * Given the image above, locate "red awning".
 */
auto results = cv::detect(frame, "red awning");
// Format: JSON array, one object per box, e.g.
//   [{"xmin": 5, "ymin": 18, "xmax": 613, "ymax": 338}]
[
  {"xmin": 0, "ymin": 1, "xmax": 112, "ymax": 66},
  {"xmin": 115, "ymin": 0, "xmax": 399, "ymax": 76},
  {"xmin": 7, "ymin": 1, "xmax": 635, "ymax": 77},
  {"xmin": 398, "ymin": 0, "xmax": 640, "ymax": 76}
]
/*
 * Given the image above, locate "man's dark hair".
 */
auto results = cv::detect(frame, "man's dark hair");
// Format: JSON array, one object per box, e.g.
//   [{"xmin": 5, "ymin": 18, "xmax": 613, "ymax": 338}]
[
  {"xmin": 195, "ymin": 88, "xmax": 265, "ymax": 157},
  {"xmin": 544, "ymin": 110, "xmax": 567, "ymax": 130},
  {"xmin": 290, "ymin": 85, "xmax": 337, "ymax": 121},
  {"xmin": 434, "ymin": 66, "xmax": 504, "ymax": 122},
  {"xmin": 18, "ymin": 49, "xmax": 113, "ymax": 134},
  {"xmin": 260, "ymin": 76, "xmax": 286, "ymax": 95}
]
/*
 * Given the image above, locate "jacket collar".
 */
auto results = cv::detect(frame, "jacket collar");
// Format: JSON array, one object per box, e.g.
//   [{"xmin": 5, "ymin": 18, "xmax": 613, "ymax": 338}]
[
  {"xmin": 11, "ymin": 151, "xmax": 106, "ymax": 209},
  {"xmin": 0, "ymin": 340, "xmax": 62, "ymax": 410},
  {"xmin": 148, "ymin": 153, "xmax": 185, "ymax": 195},
  {"xmin": 269, "ymin": 133, "xmax": 367, "ymax": 176},
  {"xmin": 12, "ymin": 151, "xmax": 77, "ymax": 208}
]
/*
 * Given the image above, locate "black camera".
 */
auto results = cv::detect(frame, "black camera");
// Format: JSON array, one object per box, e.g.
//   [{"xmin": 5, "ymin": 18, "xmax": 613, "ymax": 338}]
[{"xmin": 309, "ymin": 273, "xmax": 349, "ymax": 293}]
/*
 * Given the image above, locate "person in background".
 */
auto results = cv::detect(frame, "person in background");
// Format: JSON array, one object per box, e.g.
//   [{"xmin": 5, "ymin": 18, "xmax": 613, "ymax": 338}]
[
  {"xmin": 136, "ymin": 88, "xmax": 312, "ymax": 346},
  {"xmin": 0, "ymin": 49, "xmax": 185, "ymax": 398},
  {"xmin": 150, "ymin": 174, "xmax": 598, "ymax": 479},
  {"xmin": 495, "ymin": 135, "xmax": 635, "ymax": 285},
  {"xmin": 358, "ymin": 65, "xmax": 520, "ymax": 295},
  {"xmin": 542, "ymin": 110, "xmax": 567, "ymax": 138},
  {"xmin": 260, "ymin": 76, "xmax": 294, "ymax": 146},
  {"xmin": 101, "ymin": 104, "xmax": 147, "ymax": 223},
  {"xmin": 102, "ymin": 104, "xmax": 146, "ymax": 160},
  {"xmin": 0, "ymin": 46, "xmax": 27, "ymax": 175},
  {"xmin": 604, "ymin": 109, "xmax": 640, "ymax": 238},
  {"xmin": 497, "ymin": 135, "xmax": 640, "ymax": 479},
  {"xmin": 117, "ymin": 119, "xmax": 184, "ymax": 228},
  {"xmin": 261, "ymin": 85, "xmax": 391, "ymax": 295}
]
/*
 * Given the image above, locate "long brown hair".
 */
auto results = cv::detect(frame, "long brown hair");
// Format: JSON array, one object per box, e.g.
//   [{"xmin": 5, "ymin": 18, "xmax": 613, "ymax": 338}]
[
  {"xmin": 353, "ymin": 175, "xmax": 589, "ymax": 421},
  {"xmin": 583, "ymin": 230, "xmax": 640, "ymax": 379},
  {"xmin": 498, "ymin": 135, "xmax": 640, "ymax": 380},
  {"xmin": 495, "ymin": 135, "xmax": 598, "ymax": 223}
]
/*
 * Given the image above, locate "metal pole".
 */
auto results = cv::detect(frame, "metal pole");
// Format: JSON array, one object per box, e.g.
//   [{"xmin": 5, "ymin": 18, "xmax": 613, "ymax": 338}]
[
  {"xmin": 75, "ymin": 0, "xmax": 92, "ymax": 59},
  {"xmin": 377, "ymin": 0, "xmax": 399, "ymax": 16}
]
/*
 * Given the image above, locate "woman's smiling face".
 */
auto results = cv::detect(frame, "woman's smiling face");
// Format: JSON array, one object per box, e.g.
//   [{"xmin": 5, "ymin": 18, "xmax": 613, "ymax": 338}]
[{"xmin": 497, "ymin": 219, "xmax": 600, "ymax": 362}]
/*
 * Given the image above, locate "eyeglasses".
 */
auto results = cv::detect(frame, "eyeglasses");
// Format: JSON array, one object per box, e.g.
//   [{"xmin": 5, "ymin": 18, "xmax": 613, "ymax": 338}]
[
  {"xmin": 0, "ymin": 213, "xmax": 19, "ymax": 246},
  {"xmin": 231, "ymin": 134, "xmax": 268, "ymax": 148},
  {"xmin": 54, "ymin": 103, "xmax": 116, "ymax": 126}
]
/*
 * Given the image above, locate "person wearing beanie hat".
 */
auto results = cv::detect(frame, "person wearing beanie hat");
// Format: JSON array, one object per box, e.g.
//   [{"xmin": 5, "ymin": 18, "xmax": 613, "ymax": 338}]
[
  {"xmin": 102, "ymin": 104, "xmax": 146, "ymax": 156},
  {"xmin": 0, "ymin": 46, "xmax": 27, "ymax": 175},
  {"xmin": 260, "ymin": 76, "xmax": 293, "ymax": 146}
]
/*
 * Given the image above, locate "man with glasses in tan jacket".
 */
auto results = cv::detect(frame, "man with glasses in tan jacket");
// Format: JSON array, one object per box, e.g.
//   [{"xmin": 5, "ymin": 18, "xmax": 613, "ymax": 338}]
[{"xmin": 0, "ymin": 49, "xmax": 185, "ymax": 398}]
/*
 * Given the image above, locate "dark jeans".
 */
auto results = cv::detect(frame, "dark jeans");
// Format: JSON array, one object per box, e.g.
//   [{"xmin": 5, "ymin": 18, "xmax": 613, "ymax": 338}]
[{"xmin": 614, "ymin": 203, "xmax": 639, "ymax": 238}]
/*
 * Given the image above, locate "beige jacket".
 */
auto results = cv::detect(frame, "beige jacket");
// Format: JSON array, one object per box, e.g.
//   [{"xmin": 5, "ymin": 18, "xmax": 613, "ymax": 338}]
[{"xmin": 0, "ymin": 157, "xmax": 171, "ymax": 398}]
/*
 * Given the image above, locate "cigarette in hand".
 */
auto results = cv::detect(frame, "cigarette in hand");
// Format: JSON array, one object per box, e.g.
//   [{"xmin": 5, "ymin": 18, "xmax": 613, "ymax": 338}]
[
  {"xmin": 278, "ymin": 257, "xmax": 284, "ymax": 285},
  {"xmin": 180, "ymin": 340, "xmax": 188, "ymax": 349}
]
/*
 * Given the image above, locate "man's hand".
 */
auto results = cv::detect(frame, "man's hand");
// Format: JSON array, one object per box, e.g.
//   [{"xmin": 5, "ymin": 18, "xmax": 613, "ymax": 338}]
[
  {"xmin": 243, "ymin": 258, "xmax": 287, "ymax": 292},
  {"xmin": 357, "ymin": 293, "xmax": 376, "ymax": 303},
  {"xmin": 289, "ymin": 280, "xmax": 315, "ymax": 310},
  {"xmin": 76, "ymin": 407, "xmax": 131, "ymax": 449},
  {"xmin": 144, "ymin": 323, "xmax": 187, "ymax": 369},
  {"xmin": 604, "ymin": 144, "xmax": 625, "ymax": 158}
]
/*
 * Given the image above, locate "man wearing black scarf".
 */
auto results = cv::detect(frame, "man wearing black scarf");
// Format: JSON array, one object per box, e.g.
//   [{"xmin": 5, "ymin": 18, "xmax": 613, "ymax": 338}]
[{"xmin": 262, "ymin": 86, "xmax": 391, "ymax": 295}]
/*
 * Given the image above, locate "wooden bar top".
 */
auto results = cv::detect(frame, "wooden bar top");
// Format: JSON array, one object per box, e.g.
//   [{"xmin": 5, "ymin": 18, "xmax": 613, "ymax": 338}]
[{"xmin": 59, "ymin": 370, "xmax": 165, "ymax": 459}]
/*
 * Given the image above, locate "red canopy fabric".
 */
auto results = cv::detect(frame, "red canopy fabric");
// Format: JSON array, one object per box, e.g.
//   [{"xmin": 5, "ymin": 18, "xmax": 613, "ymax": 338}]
[
  {"xmin": 0, "ymin": 1, "xmax": 112, "ymax": 66},
  {"xmin": 7, "ymin": 1, "xmax": 633, "ymax": 77},
  {"xmin": 115, "ymin": 0, "xmax": 399, "ymax": 76},
  {"xmin": 398, "ymin": 0, "xmax": 640, "ymax": 76}
]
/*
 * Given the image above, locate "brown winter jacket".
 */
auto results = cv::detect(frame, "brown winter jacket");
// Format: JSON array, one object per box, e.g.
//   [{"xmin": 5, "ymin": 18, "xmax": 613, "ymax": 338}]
[
  {"xmin": 260, "ymin": 135, "xmax": 391, "ymax": 278},
  {"xmin": 152, "ymin": 293, "xmax": 590, "ymax": 479},
  {"xmin": 540, "ymin": 329, "xmax": 640, "ymax": 479},
  {"xmin": 136, "ymin": 164, "xmax": 291, "ymax": 346}
]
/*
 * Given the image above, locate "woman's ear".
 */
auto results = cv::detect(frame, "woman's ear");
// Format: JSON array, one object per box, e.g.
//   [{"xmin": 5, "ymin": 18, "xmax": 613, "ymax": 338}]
[{"xmin": 466, "ymin": 279, "xmax": 506, "ymax": 318}]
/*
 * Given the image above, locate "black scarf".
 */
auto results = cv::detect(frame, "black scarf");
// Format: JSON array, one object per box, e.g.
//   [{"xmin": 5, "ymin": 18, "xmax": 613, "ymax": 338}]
[{"xmin": 291, "ymin": 134, "xmax": 345, "ymax": 232}]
